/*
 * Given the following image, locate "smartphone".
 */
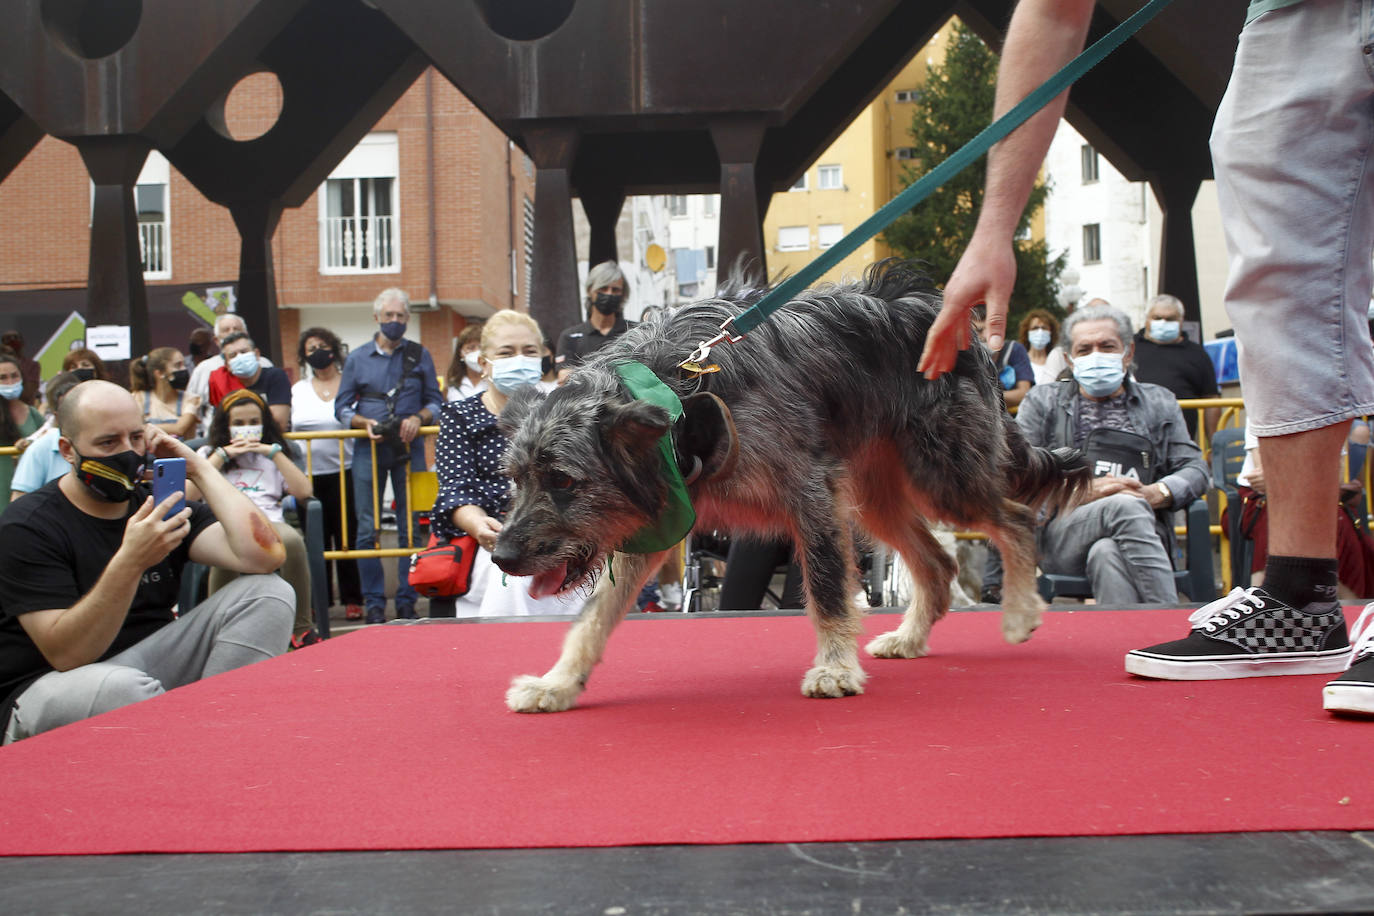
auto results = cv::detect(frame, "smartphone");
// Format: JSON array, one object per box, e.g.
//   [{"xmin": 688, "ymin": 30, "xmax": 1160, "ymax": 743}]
[{"xmin": 152, "ymin": 458, "xmax": 187, "ymax": 520}]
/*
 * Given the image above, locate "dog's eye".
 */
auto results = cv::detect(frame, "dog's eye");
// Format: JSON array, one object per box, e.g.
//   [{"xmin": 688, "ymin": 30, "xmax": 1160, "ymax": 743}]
[{"xmin": 548, "ymin": 471, "xmax": 575, "ymax": 490}]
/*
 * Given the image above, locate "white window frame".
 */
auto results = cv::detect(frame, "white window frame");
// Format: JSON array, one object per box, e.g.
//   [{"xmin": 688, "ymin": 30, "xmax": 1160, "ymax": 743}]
[
  {"xmin": 318, "ymin": 132, "xmax": 401, "ymax": 275},
  {"xmin": 668, "ymin": 195, "xmax": 689, "ymax": 217},
  {"xmin": 136, "ymin": 151, "xmax": 171, "ymax": 280},
  {"xmin": 777, "ymin": 226, "xmax": 810, "ymax": 252},
  {"xmin": 817, "ymin": 164, "xmax": 843, "ymax": 190},
  {"xmin": 894, "ymin": 89, "xmax": 918, "ymax": 103},
  {"xmin": 1081, "ymin": 144, "xmax": 1100, "ymax": 184},
  {"xmin": 789, "ymin": 173, "xmax": 808, "ymax": 192},
  {"xmin": 817, "ymin": 223, "xmax": 844, "ymax": 249},
  {"xmin": 1083, "ymin": 223, "xmax": 1102, "ymax": 264}
]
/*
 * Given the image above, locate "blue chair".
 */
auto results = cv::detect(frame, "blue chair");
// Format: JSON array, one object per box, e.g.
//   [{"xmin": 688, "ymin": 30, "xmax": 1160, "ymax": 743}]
[{"xmin": 1210, "ymin": 427, "xmax": 1253, "ymax": 591}]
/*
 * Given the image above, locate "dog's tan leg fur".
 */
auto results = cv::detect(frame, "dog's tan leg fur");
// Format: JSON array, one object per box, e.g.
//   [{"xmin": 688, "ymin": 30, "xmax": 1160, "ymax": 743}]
[
  {"xmin": 984, "ymin": 499, "xmax": 1045, "ymax": 644},
  {"xmin": 863, "ymin": 510, "xmax": 955, "ymax": 660},
  {"xmin": 506, "ymin": 550, "xmax": 663, "ymax": 713}
]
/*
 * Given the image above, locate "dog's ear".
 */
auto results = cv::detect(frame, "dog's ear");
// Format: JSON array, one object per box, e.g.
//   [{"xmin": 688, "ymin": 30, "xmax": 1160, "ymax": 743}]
[
  {"xmin": 600, "ymin": 398, "xmax": 671, "ymax": 460},
  {"xmin": 679, "ymin": 392, "xmax": 739, "ymax": 483},
  {"xmin": 497, "ymin": 385, "xmax": 546, "ymax": 435}
]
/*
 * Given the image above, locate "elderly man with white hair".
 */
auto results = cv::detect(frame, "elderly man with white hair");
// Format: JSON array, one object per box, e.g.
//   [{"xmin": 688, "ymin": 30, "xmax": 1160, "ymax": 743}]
[
  {"xmin": 1015, "ymin": 302, "xmax": 1211, "ymax": 606},
  {"xmin": 335, "ymin": 288, "xmax": 442, "ymax": 624}
]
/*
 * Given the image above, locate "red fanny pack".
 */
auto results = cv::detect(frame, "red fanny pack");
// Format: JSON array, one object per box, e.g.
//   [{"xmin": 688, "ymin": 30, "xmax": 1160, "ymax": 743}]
[{"xmin": 408, "ymin": 533, "xmax": 478, "ymax": 598}]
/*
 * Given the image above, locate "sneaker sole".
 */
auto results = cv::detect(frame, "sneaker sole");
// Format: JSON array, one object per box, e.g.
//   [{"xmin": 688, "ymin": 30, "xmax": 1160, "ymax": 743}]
[
  {"xmin": 1323, "ymin": 680, "xmax": 1374, "ymax": 714},
  {"xmin": 1125, "ymin": 648, "xmax": 1353, "ymax": 681}
]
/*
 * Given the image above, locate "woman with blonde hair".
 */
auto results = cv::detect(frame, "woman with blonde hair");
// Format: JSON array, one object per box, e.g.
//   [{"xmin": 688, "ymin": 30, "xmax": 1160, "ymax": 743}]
[{"xmin": 430, "ymin": 310, "xmax": 581, "ymax": 617}]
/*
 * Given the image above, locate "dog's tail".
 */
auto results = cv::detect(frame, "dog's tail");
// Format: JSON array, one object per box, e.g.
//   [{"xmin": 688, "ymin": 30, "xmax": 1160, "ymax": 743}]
[{"xmin": 1004, "ymin": 414, "xmax": 1093, "ymax": 511}]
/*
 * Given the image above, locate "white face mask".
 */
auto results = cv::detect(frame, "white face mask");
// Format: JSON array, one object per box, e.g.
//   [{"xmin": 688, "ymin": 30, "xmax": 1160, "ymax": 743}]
[
  {"xmin": 489, "ymin": 355, "xmax": 543, "ymax": 394},
  {"xmin": 232, "ymin": 424, "xmax": 263, "ymax": 443},
  {"xmin": 463, "ymin": 351, "xmax": 483, "ymax": 374},
  {"xmin": 1071, "ymin": 351, "xmax": 1126, "ymax": 398},
  {"xmin": 1027, "ymin": 328, "xmax": 1052, "ymax": 351},
  {"xmin": 1149, "ymin": 319, "xmax": 1181, "ymax": 343}
]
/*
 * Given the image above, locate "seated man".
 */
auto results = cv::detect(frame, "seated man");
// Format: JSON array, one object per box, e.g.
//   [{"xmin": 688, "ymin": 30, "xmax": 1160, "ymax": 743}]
[
  {"xmin": 1016, "ymin": 303, "xmax": 1210, "ymax": 604},
  {"xmin": 208, "ymin": 331, "xmax": 292, "ymax": 431},
  {"xmin": 0, "ymin": 381, "xmax": 293, "ymax": 744}
]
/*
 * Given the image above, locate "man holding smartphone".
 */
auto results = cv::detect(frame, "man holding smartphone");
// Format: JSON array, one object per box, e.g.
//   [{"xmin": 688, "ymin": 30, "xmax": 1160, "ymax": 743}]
[{"xmin": 0, "ymin": 380, "xmax": 294, "ymax": 743}]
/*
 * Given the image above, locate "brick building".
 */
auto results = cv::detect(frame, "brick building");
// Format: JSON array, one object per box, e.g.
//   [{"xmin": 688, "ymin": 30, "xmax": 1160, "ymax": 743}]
[{"xmin": 0, "ymin": 68, "xmax": 536, "ymax": 386}]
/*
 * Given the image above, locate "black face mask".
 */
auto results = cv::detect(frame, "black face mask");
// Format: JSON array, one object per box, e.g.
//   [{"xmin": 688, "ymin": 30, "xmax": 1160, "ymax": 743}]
[
  {"xmin": 72, "ymin": 368, "xmax": 96, "ymax": 383},
  {"xmin": 591, "ymin": 292, "xmax": 623, "ymax": 316},
  {"xmin": 71, "ymin": 448, "xmax": 143, "ymax": 503},
  {"xmin": 541, "ymin": 354, "xmax": 555, "ymax": 376},
  {"xmin": 305, "ymin": 348, "xmax": 335, "ymax": 371},
  {"xmin": 168, "ymin": 368, "xmax": 190, "ymax": 391}
]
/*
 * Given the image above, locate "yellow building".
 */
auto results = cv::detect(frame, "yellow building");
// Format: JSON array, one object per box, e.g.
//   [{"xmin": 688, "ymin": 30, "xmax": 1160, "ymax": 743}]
[{"xmin": 764, "ymin": 21, "xmax": 1043, "ymax": 285}]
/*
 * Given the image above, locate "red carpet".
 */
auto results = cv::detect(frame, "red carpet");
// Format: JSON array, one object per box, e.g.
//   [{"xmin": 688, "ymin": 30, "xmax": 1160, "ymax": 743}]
[{"xmin": 1, "ymin": 609, "xmax": 1371, "ymax": 855}]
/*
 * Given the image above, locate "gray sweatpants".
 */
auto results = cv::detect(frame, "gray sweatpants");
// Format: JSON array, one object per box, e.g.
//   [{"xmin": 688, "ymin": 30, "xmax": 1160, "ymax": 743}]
[
  {"xmin": 1038, "ymin": 493, "xmax": 1178, "ymax": 605},
  {"xmin": 3, "ymin": 573, "xmax": 293, "ymax": 744}
]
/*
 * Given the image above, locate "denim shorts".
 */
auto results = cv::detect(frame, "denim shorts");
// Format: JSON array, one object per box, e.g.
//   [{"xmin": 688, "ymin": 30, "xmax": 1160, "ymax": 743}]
[{"xmin": 1210, "ymin": 0, "xmax": 1374, "ymax": 436}]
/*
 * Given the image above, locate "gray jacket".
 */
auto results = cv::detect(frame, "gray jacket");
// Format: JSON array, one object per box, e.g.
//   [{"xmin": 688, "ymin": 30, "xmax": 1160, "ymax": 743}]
[{"xmin": 1016, "ymin": 377, "xmax": 1210, "ymax": 552}]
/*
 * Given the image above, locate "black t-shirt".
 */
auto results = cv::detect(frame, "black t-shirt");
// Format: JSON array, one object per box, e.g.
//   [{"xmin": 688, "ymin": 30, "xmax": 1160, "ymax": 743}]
[
  {"xmin": 1132, "ymin": 332, "xmax": 1219, "ymax": 438},
  {"xmin": 555, "ymin": 317, "xmax": 636, "ymax": 371},
  {"xmin": 249, "ymin": 365, "xmax": 292, "ymax": 406},
  {"xmin": 0, "ymin": 479, "xmax": 218, "ymax": 717}
]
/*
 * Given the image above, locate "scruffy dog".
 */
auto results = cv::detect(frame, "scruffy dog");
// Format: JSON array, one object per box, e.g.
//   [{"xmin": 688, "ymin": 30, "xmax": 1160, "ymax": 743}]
[{"xmin": 495, "ymin": 260, "xmax": 1089, "ymax": 712}]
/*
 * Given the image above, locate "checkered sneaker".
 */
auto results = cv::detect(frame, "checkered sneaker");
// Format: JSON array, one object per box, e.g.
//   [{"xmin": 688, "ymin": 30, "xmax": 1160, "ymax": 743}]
[
  {"xmin": 1124, "ymin": 587, "xmax": 1352, "ymax": 681},
  {"xmin": 1323, "ymin": 603, "xmax": 1374, "ymax": 715}
]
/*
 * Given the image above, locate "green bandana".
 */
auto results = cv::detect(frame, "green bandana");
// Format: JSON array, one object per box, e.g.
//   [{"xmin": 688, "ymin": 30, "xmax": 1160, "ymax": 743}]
[{"xmin": 614, "ymin": 361, "xmax": 696, "ymax": 553}]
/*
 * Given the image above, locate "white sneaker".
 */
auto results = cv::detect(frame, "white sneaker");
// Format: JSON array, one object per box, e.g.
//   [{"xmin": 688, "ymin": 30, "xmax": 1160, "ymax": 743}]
[{"xmin": 1323, "ymin": 603, "xmax": 1374, "ymax": 715}]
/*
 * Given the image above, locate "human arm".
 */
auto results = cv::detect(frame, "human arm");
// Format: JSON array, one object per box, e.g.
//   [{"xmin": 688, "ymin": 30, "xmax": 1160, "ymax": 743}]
[
  {"xmin": 146, "ymin": 426, "xmax": 285, "ymax": 574},
  {"xmin": 919, "ymin": 0, "xmax": 1095, "ymax": 378},
  {"xmin": 1003, "ymin": 379, "xmax": 1032, "ymax": 408},
  {"xmin": 17, "ymin": 491, "xmax": 193, "ymax": 671},
  {"xmin": 399, "ymin": 348, "xmax": 443, "ymax": 444},
  {"xmin": 1003, "ymin": 342, "xmax": 1035, "ymax": 407}
]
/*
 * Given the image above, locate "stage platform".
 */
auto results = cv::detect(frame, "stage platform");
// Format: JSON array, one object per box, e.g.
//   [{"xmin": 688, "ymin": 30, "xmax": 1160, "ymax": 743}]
[{"xmin": 3, "ymin": 606, "xmax": 1374, "ymax": 915}]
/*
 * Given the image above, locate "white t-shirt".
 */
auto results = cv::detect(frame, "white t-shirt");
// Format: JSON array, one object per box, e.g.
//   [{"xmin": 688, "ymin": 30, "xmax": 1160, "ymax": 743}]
[
  {"xmin": 1030, "ymin": 348, "xmax": 1070, "ymax": 387},
  {"xmin": 446, "ymin": 374, "xmax": 486, "ymax": 402},
  {"xmin": 199, "ymin": 447, "xmax": 286, "ymax": 522},
  {"xmin": 291, "ymin": 378, "xmax": 353, "ymax": 475}
]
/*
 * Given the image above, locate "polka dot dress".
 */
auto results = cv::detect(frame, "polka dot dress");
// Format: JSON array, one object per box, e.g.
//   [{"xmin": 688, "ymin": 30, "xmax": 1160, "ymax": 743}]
[{"xmin": 431, "ymin": 393, "xmax": 513, "ymax": 540}]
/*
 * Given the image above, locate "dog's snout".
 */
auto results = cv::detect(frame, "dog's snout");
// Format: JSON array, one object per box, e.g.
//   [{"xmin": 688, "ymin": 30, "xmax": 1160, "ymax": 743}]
[{"xmin": 490, "ymin": 537, "xmax": 523, "ymax": 573}]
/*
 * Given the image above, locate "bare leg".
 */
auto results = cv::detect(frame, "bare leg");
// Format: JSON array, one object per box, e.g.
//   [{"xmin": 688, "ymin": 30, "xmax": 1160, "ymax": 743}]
[
  {"xmin": 1263, "ymin": 422, "xmax": 1349, "ymax": 560},
  {"xmin": 506, "ymin": 550, "xmax": 663, "ymax": 712}
]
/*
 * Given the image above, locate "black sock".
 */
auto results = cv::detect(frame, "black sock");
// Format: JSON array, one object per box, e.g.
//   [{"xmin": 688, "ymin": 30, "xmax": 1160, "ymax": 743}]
[{"xmin": 1263, "ymin": 555, "xmax": 1339, "ymax": 608}]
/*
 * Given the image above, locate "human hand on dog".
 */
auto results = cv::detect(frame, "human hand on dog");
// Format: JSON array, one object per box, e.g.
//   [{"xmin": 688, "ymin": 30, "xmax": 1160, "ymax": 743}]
[
  {"xmin": 919, "ymin": 233, "xmax": 1016, "ymax": 379},
  {"xmin": 471, "ymin": 515, "xmax": 503, "ymax": 553}
]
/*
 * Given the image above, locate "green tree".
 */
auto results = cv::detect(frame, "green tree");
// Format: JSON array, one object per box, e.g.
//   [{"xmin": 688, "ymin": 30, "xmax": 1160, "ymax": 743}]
[{"xmin": 881, "ymin": 21, "xmax": 1065, "ymax": 336}]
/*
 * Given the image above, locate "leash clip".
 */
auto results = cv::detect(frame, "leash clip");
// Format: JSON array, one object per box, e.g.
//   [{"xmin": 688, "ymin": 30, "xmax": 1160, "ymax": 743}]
[{"xmin": 679, "ymin": 317, "xmax": 745, "ymax": 374}]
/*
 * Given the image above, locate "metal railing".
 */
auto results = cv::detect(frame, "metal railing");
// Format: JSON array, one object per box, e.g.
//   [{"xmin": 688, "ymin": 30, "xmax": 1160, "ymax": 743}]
[{"xmin": 320, "ymin": 214, "xmax": 395, "ymax": 271}]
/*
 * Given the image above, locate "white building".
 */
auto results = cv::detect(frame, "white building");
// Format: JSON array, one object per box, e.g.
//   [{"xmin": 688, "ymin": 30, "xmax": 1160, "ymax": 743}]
[
  {"xmin": 572, "ymin": 193, "xmax": 720, "ymax": 322},
  {"xmin": 1042, "ymin": 121, "xmax": 1231, "ymax": 341}
]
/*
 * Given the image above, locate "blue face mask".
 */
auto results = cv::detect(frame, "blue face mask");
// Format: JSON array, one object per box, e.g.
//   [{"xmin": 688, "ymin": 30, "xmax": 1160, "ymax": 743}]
[
  {"xmin": 489, "ymin": 355, "xmax": 543, "ymax": 394},
  {"xmin": 228, "ymin": 352, "xmax": 259, "ymax": 378},
  {"xmin": 1149, "ymin": 319, "xmax": 1181, "ymax": 343},
  {"xmin": 1072, "ymin": 351, "xmax": 1126, "ymax": 398},
  {"xmin": 1027, "ymin": 329, "xmax": 1052, "ymax": 351},
  {"xmin": 379, "ymin": 320, "xmax": 407, "ymax": 342},
  {"xmin": 0, "ymin": 382, "xmax": 22, "ymax": 401}
]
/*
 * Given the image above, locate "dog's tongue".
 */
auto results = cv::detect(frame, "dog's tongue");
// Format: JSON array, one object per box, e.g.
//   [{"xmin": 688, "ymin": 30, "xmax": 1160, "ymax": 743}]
[{"xmin": 528, "ymin": 562, "xmax": 569, "ymax": 600}]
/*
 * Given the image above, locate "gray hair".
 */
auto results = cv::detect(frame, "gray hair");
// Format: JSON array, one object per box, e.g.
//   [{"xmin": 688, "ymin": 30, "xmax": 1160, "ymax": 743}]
[
  {"xmin": 214, "ymin": 313, "xmax": 246, "ymax": 338},
  {"xmin": 584, "ymin": 261, "xmax": 629, "ymax": 299},
  {"xmin": 1147, "ymin": 293, "xmax": 1185, "ymax": 320},
  {"xmin": 1061, "ymin": 302, "xmax": 1133, "ymax": 352},
  {"xmin": 373, "ymin": 287, "xmax": 411, "ymax": 316}
]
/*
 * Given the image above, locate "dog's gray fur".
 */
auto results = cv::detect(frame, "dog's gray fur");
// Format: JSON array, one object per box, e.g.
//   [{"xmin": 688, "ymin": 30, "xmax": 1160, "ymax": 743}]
[{"xmin": 495, "ymin": 259, "xmax": 1090, "ymax": 712}]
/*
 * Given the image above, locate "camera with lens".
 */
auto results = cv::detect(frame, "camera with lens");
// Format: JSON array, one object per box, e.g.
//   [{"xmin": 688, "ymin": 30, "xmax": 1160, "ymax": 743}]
[{"xmin": 372, "ymin": 414, "xmax": 405, "ymax": 448}]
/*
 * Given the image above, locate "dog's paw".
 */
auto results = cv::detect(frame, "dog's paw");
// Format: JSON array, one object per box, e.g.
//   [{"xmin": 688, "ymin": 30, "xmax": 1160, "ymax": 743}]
[
  {"xmin": 865, "ymin": 630, "xmax": 929, "ymax": 659},
  {"xmin": 801, "ymin": 664, "xmax": 867, "ymax": 698},
  {"xmin": 506, "ymin": 674, "xmax": 581, "ymax": 713},
  {"xmin": 1000, "ymin": 610, "xmax": 1041, "ymax": 644}
]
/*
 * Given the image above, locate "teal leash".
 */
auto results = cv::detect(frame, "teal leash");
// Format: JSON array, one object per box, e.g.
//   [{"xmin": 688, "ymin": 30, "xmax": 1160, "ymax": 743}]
[{"xmin": 681, "ymin": 0, "xmax": 1177, "ymax": 369}]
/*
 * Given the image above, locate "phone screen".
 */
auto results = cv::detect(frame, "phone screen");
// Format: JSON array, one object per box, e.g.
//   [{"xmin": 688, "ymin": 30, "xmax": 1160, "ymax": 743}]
[{"xmin": 153, "ymin": 458, "xmax": 187, "ymax": 520}]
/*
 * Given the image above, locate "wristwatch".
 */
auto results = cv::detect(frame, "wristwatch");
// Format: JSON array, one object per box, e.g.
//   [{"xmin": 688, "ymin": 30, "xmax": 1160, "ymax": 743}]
[{"xmin": 1154, "ymin": 480, "xmax": 1172, "ymax": 505}]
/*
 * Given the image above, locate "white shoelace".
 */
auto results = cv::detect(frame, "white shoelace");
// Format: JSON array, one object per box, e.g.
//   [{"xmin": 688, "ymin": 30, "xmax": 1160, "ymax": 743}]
[
  {"xmin": 1188, "ymin": 587, "xmax": 1267, "ymax": 633},
  {"xmin": 1349, "ymin": 603, "xmax": 1374, "ymax": 662}
]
